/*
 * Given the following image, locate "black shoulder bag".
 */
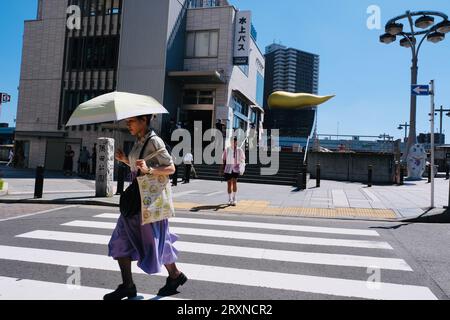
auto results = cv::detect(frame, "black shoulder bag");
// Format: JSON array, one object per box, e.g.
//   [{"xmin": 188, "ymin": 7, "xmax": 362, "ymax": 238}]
[{"xmin": 119, "ymin": 135, "xmax": 154, "ymax": 218}]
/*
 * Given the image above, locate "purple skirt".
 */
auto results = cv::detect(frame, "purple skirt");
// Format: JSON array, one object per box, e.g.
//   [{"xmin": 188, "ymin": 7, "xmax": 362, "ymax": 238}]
[{"xmin": 108, "ymin": 214, "xmax": 179, "ymax": 274}]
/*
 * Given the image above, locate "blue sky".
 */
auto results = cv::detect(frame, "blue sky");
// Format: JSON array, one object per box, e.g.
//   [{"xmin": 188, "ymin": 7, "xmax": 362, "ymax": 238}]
[
  {"xmin": 1, "ymin": 0, "xmax": 449, "ymax": 141},
  {"xmin": 0, "ymin": 0, "xmax": 37, "ymax": 128}
]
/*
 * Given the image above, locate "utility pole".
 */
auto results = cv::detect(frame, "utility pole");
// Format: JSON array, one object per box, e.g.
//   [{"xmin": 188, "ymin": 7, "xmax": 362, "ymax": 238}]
[
  {"xmin": 434, "ymin": 105, "xmax": 450, "ymax": 139},
  {"xmin": 430, "ymin": 80, "xmax": 436, "ymax": 209}
]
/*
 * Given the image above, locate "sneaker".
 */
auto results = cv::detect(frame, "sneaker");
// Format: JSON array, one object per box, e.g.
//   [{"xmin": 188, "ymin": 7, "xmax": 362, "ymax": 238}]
[
  {"xmin": 157, "ymin": 272, "xmax": 188, "ymax": 297},
  {"xmin": 103, "ymin": 284, "xmax": 137, "ymax": 300},
  {"xmin": 232, "ymin": 200, "xmax": 237, "ymax": 207}
]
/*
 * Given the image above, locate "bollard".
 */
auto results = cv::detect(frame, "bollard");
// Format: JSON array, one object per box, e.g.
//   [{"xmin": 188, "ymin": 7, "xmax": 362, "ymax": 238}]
[
  {"xmin": 296, "ymin": 165, "xmax": 307, "ymax": 190},
  {"xmin": 302, "ymin": 165, "xmax": 307, "ymax": 190},
  {"xmin": 34, "ymin": 166, "xmax": 45, "ymax": 199},
  {"xmin": 116, "ymin": 165, "xmax": 125, "ymax": 195},
  {"xmin": 368, "ymin": 165, "xmax": 373, "ymax": 188},
  {"xmin": 399, "ymin": 165, "xmax": 405, "ymax": 186},
  {"xmin": 316, "ymin": 163, "xmax": 321, "ymax": 188}
]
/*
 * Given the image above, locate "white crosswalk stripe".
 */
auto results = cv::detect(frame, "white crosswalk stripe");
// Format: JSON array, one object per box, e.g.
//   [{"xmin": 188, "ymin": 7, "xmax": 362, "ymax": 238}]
[
  {"xmin": 0, "ymin": 245, "xmax": 436, "ymax": 300},
  {"xmin": 62, "ymin": 220, "xmax": 393, "ymax": 249},
  {"xmin": 15, "ymin": 230, "xmax": 412, "ymax": 271},
  {"xmin": 0, "ymin": 212, "xmax": 438, "ymax": 300},
  {"xmin": 0, "ymin": 276, "xmax": 185, "ymax": 301},
  {"xmin": 93, "ymin": 214, "xmax": 381, "ymax": 236}
]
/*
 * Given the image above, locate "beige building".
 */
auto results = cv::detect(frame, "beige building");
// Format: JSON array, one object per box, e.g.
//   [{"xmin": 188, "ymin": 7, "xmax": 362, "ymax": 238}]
[{"xmin": 16, "ymin": 0, "xmax": 265, "ymax": 170}]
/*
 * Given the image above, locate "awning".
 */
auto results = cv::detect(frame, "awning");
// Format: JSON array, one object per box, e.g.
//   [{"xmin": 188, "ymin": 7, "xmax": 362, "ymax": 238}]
[
  {"xmin": 232, "ymin": 89, "xmax": 264, "ymax": 113},
  {"xmin": 168, "ymin": 70, "xmax": 226, "ymax": 84}
]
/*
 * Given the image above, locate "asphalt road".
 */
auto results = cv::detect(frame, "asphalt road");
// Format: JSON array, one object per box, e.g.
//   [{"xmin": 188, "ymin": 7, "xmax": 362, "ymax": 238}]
[{"xmin": 0, "ymin": 204, "xmax": 449, "ymax": 301}]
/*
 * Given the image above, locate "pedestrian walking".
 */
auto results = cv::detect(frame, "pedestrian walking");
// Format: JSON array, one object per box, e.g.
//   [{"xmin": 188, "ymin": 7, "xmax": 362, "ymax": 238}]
[
  {"xmin": 220, "ymin": 137, "xmax": 246, "ymax": 206},
  {"xmin": 6, "ymin": 149, "xmax": 14, "ymax": 167},
  {"xmin": 105, "ymin": 114, "xmax": 187, "ymax": 300},
  {"xmin": 182, "ymin": 152, "xmax": 193, "ymax": 184},
  {"xmin": 172, "ymin": 163, "xmax": 179, "ymax": 187},
  {"xmin": 79, "ymin": 146, "xmax": 90, "ymax": 176},
  {"xmin": 63, "ymin": 145, "xmax": 75, "ymax": 176}
]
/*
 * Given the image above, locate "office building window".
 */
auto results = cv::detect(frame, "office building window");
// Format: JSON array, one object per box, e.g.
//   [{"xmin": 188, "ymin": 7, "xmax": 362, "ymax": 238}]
[
  {"xmin": 233, "ymin": 116, "xmax": 246, "ymax": 131},
  {"xmin": 238, "ymin": 64, "xmax": 249, "ymax": 76},
  {"xmin": 250, "ymin": 110, "xmax": 257, "ymax": 124},
  {"xmin": 232, "ymin": 95, "xmax": 249, "ymax": 117},
  {"xmin": 188, "ymin": 0, "xmax": 222, "ymax": 8},
  {"xmin": 71, "ymin": 0, "xmax": 121, "ymax": 16},
  {"xmin": 68, "ymin": 36, "xmax": 119, "ymax": 70},
  {"xmin": 256, "ymin": 71, "xmax": 264, "ymax": 106},
  {"xmin": 183, "ymin": 90, "xmax": 215, "ymax": 105},
  {"xmin": 186, "ymin": 30, "xmax": 219, "ymax": 58}
]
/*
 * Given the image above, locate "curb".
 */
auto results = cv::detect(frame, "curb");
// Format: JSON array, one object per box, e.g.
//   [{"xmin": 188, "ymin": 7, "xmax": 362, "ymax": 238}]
[
  {"xmin": 0, "ymin": 198, "xmax": 118, "ymax": 207},
  {"xmin": 1, "ymin": 197, "xmax": 449, "ymax": 223}
]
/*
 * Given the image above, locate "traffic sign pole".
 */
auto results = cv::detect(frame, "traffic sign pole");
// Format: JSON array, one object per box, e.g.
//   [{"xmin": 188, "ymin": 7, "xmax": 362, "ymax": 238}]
[{"xmin": 430, "ymin": 80, "xmax": 435, "ymax": 209}]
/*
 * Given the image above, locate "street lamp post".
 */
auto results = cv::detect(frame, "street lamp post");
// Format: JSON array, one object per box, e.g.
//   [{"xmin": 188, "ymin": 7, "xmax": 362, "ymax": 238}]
[
  {"xmin": 434, "ymin": 105, "xmax": 450, "ymax": 137},
  {"xmin": 398, "ymin": 122, "xmax": 410, "ymax": 142},
  {"xmin": 380, "ymin": 11, "xmax": 450, "ymax": 167}
]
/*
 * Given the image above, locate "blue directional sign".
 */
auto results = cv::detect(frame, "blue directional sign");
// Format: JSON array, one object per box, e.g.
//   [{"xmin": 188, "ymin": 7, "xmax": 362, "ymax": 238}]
[{"xmin": 411, "ymin": 85, "xmax": 430, "ymax": 96}]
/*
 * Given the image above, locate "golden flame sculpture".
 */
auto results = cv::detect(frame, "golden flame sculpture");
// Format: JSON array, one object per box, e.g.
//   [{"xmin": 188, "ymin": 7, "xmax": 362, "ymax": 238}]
[{"xmin": 268, "ymin": 91, "xmax": 335, "ymax": 109}]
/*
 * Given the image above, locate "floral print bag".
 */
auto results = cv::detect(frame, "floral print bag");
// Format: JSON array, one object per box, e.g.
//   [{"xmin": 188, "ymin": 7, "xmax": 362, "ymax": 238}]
[{"xmin": 136, "ymin": 149, "xmax": 175, "ymax": 226}]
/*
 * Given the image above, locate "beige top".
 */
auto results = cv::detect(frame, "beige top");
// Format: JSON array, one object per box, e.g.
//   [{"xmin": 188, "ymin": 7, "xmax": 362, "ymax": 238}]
[{"xmin": 128, "ymin": 130, "xmax": 174, "ymax": 173}]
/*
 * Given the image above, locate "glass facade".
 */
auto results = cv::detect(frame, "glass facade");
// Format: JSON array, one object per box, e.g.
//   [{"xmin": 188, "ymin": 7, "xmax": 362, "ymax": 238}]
[
  {"xmin": 60, "ymin": 0, "xmax": 123, "ymax": 128},
  {"xmin": 68, "ymin": 36, "xmax": 119, "ymax": 70},
  {"xmin": 256, "ymin": 71, "xmax": 264, "ymax": 107},
  {"xmin": 70, "ymin": 0, "xmax": 121, "ymax": 16},
  {"xmin": 232, "ymin": 95, "xmax": 249, "ymax": 117},
  {"xmin": 188, "ymin": 0, "xmax": 223, "ymax": 8},
  {"xmin": 233, "ymin": 116, "xmax": 246, "ymax": 131},
  {"xmin": 183, "ymin": 90, "xmax": 215, "ymax": 105}
]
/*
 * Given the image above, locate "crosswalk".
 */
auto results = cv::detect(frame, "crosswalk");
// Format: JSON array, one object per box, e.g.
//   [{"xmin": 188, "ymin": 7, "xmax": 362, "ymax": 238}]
[{"xmin": 0, "ymin": 209, "xmax": 438, "ymax": 300}]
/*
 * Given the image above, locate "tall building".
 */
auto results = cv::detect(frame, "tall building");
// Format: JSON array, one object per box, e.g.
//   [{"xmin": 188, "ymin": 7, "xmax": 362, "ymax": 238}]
[
  {"xmin": 263, "ymin": 43, "xmax": 319, "ymax": 138},
  {"xmin": 16, "ymin": 0, "xmax": 265, "ymax": 169}
]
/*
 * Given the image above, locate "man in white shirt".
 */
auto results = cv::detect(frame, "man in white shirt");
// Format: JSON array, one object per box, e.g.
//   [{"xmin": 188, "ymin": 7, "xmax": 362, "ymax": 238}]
[{"xmin": 183, "ymin": 152, "xmax": 194, "ymax": 184}]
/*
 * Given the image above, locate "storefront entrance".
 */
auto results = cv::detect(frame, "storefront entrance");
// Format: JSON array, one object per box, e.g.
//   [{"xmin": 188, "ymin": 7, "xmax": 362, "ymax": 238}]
[{"xmin": 180, "ymin": 109, "xmax": 213, "ymax": 149}]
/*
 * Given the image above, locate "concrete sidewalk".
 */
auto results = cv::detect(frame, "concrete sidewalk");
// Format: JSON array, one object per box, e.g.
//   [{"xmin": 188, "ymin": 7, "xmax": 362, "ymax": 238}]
[{"xmin": 1, "ymin": 164, "xmax": 449, "ymax": 221}]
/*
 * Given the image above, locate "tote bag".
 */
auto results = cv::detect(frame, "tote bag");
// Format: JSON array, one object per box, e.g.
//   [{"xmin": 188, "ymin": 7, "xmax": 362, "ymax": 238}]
[{"xmin": 137, "ymin": 149, "xmax": 175, "ymax": 226}]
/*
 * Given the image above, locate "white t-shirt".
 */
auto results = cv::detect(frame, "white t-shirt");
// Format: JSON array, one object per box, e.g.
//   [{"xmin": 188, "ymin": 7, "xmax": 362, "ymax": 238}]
[{"xmin": 183, "ymin": 153, "xmax": 193, "ymax": 165}]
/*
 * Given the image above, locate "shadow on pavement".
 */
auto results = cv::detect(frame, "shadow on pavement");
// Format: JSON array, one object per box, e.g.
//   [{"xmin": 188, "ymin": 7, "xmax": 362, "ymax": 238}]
[
  {"xmin": 403, "ymin": 208, "xmax": 450, "ymax": 224},
  {"xmin": 369, "ymin": 224, "xmax": 412, "ymax": 230},
  {"xmin": 190, "ymin": 204, "xmax": 230, "ymax": 212}
]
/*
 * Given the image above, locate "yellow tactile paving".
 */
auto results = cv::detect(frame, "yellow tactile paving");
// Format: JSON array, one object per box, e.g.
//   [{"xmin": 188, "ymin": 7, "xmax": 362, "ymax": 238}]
[{"xmin": 173, "ymin": 200, "xmax": 397, "ymax": 220}]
